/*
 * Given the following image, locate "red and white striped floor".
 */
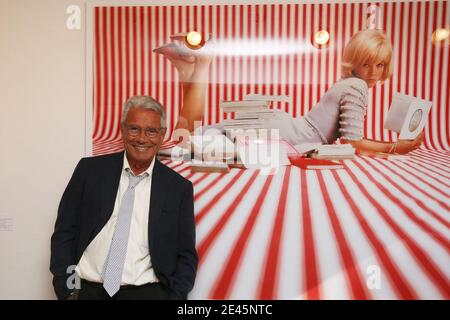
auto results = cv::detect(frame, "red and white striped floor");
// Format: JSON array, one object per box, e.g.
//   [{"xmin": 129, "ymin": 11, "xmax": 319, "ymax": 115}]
[{"xmin": 160, "ymin": 148, "xmax": 449, "ymax": 299}]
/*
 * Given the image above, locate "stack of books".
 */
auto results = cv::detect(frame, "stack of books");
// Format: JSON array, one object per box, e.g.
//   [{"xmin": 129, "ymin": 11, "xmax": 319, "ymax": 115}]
[
  {"xmin": 220, "ymin": 95, "xmax": 290, "ymax": 132},
  {"xmin": 220, "ymin": 99, "xmax": 271, "ymax": 113},
  {"xmin": 190, "ymin": 161, "xmax": 230, "ymax": 173},
  {"xmin": 244, "ymin": 93, "xmax": 291, "ymax": 103},
  {"xmin": 309, "ymin": 144, "xmax": 356, "ymax": 160},
  {"xmin": 220, "ymin": 99, "xmax": 274, "ymax": 131}
]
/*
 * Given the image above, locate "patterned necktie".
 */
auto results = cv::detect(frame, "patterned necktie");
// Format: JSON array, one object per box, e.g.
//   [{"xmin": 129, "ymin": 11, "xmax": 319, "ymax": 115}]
[{"xmin": 102, "ymin": 169, "xmax": 148, "ymax": 297}]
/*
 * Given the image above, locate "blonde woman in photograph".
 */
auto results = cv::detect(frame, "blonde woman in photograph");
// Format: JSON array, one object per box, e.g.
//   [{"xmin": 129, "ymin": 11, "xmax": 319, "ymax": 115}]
[{"xmin": 155, "ymin": 29, "xmax": 424, "ymax": 155}]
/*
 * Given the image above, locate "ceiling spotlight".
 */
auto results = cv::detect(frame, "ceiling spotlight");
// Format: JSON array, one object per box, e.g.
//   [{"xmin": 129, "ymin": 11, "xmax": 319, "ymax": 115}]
[
  {"xmin": 311, "ymin": 30, "xmax": 330, "ymax": 49},
  {"xmin": 315, "ymin": 30, "xmax": 330, "ymax": 45},
  {"xmin": 185, "ymin": 31, "xmax": 205, "ymax": 50},
  {"xmin": 432, "ymin": 28, "xmax": 450, "ymax": 46}
]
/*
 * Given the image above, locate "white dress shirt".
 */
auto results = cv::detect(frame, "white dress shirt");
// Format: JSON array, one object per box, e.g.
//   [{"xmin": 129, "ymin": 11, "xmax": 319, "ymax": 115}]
[{"xmin": 75, "ymin": 154, "xmax": 159, "ymax": 285}]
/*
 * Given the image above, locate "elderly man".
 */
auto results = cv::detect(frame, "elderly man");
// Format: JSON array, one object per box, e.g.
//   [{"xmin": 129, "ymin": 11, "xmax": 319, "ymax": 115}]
[{"xmin": 50, "ymin": 96, "xmax": 197, "ymax": 300}]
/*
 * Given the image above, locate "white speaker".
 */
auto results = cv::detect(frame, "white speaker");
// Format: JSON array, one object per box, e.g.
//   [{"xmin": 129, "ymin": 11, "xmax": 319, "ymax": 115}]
[{"xmin": 384, "ymin": 92, "xmax": 432, "ymax": 140}]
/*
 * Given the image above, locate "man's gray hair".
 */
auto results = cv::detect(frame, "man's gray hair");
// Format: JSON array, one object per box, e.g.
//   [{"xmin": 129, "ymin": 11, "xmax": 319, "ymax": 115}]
[{"xmin": 121, "ymin": 96, "xmax": 167, "ymax": 128}]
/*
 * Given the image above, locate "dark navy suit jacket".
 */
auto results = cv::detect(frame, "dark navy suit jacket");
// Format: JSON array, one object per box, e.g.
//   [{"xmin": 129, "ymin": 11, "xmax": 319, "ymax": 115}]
[{"xmin": 50, "ymin": 152, "xmax": 197, "ymax": 300}]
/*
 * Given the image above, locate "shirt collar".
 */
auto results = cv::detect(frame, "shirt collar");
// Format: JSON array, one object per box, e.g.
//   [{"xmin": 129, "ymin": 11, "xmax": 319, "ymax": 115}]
[{"xmin": 123, "ymin": 153, "xmax": 156, "ymax": 177}]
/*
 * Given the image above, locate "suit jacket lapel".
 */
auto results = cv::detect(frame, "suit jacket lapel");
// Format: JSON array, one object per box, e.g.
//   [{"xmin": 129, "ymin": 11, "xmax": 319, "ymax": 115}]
[{"xmin": 148, "ymin": 159, "xmax": 168, "ymax": 245}]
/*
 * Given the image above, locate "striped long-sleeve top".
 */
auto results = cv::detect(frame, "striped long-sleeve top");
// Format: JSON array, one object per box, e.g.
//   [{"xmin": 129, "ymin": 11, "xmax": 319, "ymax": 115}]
[{"xmin": 264, "ymin": 77, "xmax": 369, "ymax": 145}]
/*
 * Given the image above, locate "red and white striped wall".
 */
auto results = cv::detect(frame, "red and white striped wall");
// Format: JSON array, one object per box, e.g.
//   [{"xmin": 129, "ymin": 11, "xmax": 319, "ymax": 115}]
[
  {"xmin": 161, "ymin": 149, "xmax": 450, "ymax": 299},
  {"xmin": 90, "ymin": 1, "xmax": 450, "ymax": 155}
]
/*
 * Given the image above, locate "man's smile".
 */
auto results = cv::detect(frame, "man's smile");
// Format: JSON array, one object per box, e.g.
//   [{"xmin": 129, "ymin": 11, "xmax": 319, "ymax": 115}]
[{"xmin": 131, "ymin": 144, "xmax": 154, "ymax": 152}]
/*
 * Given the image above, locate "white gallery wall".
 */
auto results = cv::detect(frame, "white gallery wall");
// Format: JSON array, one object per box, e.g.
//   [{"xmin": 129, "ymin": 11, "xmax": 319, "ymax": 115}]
[{"xmin": 0, "ymin": 0, "xmax": 86, "ymax": 299}]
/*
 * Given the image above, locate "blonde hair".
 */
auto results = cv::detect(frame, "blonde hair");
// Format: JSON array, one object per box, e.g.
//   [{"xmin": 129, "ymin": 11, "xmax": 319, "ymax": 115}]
[{"xmin": 341, "ymin": 29, "xmax": 393, "ymax": 81}]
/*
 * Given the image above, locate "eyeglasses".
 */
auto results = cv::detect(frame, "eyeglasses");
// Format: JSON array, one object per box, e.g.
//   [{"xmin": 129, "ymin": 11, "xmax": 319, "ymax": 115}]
[{"xmin": 124, "ymin": 125, "xmax": 165, "ymax": 138}]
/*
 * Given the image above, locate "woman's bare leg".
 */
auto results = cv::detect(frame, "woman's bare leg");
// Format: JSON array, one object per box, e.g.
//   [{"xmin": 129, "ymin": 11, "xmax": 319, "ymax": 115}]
[
  {"xmin": 177, "ymin": 56, "xmax": 212, "ymax": 132},
  {"xmin": 154, "ymin": 40, "xmax": 214, "ymax": 133}
]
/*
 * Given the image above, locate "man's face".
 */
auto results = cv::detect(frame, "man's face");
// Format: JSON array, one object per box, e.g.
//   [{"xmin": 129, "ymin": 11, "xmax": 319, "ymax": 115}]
[{"xmin": 121, "ymin": 107, "xmax": 166, "ymax": 165}]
